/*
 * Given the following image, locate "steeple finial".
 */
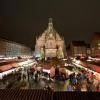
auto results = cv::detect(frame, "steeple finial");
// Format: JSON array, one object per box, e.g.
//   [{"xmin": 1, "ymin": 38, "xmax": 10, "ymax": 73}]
[
  {"xmin": 49, "ymin": 18, "xmax": 52, "ymax": 23},
  {"xmin": 48, "ymin": 18, "xmax": 53, "ymax": 28}
]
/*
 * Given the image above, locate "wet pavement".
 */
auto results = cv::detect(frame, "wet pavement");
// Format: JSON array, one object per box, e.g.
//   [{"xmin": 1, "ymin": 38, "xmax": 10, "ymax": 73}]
[
  {"xmin": 24, "ymin": 76, "xmax": 68, "ymax": 91},
  {"xmin": 0, "ymin": 74, "xmax": 69, "ymax": 91}
]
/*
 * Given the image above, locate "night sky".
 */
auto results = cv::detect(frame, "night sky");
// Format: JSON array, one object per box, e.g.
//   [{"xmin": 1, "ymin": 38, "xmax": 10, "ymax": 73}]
[{"xmin": 0, "ymin": 0, "xmax": 100, "ymax": 48}]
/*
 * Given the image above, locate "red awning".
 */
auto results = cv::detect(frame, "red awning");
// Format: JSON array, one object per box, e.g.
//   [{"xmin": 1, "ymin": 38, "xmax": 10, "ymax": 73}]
[
  {"xmin": 11, "ymin": 63, "xmax": 19, "ymax": 67},
  {"xmin": 82, "ymin": 62, "xmax": 100, "ymax": 74},
  {"xmin": 95, "ymin": 67, "xmax": 100, "ymax": 73},
  {"xmin": 0, "ymin": 64, "xmax": 12, "ymax": 71}
]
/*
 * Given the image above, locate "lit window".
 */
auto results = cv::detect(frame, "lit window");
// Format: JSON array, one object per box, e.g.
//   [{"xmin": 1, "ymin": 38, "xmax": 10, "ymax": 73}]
[{"xmin": 98, "ymin": 43, "xmax": 100, "ymax": 46}]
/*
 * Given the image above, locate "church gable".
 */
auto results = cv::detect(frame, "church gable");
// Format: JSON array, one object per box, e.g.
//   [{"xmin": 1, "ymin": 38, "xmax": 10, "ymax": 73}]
[{"xmin": 35, "ymin": 18, "xmax": 65, "ymax": 59}]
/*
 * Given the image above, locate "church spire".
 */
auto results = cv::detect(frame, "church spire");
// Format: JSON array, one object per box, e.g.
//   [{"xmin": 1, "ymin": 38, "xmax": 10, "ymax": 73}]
[
  {"xmin": 48, "ymin": 18, "xmax": 53, "ymax": 29},
  {"xmin": 49, "ymin": 18, "xmax": 52, "ymax": 23}
]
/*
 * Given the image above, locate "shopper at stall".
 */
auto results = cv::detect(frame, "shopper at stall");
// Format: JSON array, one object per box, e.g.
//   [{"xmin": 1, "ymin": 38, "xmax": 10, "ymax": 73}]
[{"xmin": 67, "ymin": 83, "xmax": 73, "ymax": 91}]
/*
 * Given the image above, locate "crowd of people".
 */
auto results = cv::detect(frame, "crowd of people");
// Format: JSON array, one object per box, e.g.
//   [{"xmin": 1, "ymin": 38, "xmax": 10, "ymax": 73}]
[
  {"xmin": 66, "ymin": 70, "xmax": 100, "ymax": 91},
  {"xmin": 0, "ymin": 63, "xmax": 100, "ymax": 92}
]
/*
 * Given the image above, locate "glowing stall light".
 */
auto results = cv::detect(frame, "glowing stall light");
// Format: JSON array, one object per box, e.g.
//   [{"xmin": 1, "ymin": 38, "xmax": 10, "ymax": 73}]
[
  {"xmin": 28, "ymin": 63, "xmax": 33, "ymax": 66},
  {"xmin": 73, "ymin": 58, "xmax": 76, "ymax": 62},
  {"xmin": 64, "ymin": 63, "xmax": 68, "ymax": 66},
  {"xmin": 98, "ymin": 43, "xmax": 100, "ymax": 46},
  {"xmin": 86, "ymin": 59, "xmax": 92, "ymax": 62},
  {"xmin": 18, "ymin": 59, "xmax": 37, "ymax": 67},
  {"xmin": 75, "ymin": 60, "xmax": 80, "ymax": 64},
  {"xmin": 1, "ymin": 57, "xmax": 16, "ymax": 60},
  {"xmin": 63, "ymin": 59, "xmax": 67, "ymax": 61},
  {"xmin": 28, "ymin": 62, "xmax": 37, "ymax": 66},
  {"xmin": 65, "ymin": 69, "xmax": 73, "ymax": 75},
  {"xmin": 95, "ymin": 57, "xmax": 100, "ymax": 60},
  {"xmin": 18, "ymin": 61, "xmax": 29, "ymax": 66},
  {"xmin": 88, "ymin": 56, "xmax": 100, "ymax": 61},
  {"xmin": 0, "ymin": 58, "xmax": 4, "ymax": 60},
  {"xmin": 70, "ymin": 57, "xmax": 74, "ymax": 60},
  {"xmin": 0, "ymin": 68, "xmax": 16, "ymax": 79},
  {"xmin": 98, "ymin": 47, "xmax": 100, "ymax": 49},
  {"xmin": 88, "ymin": 56, "xmax": 92, "ymax": 59},
  {"xmin": 43, "ymin": 69, "xmax": 50, "ymax": 74},
  {"xmin": 12, "ymin": 57, "xmax": 17, "ymax": 59}
]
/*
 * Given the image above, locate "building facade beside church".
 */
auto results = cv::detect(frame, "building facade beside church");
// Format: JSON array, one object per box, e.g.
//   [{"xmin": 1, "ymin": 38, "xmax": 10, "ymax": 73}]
[
  {"xmin": 34, "ymin": 18, "xmax": 65, "ymax": 59},
  {"xmin": 0, "ymin": 38, "xmax": 32, "ymax": 58},
  {"xmin": 91, "ymin": 32, "xmax": 100, "ymax": 57}
]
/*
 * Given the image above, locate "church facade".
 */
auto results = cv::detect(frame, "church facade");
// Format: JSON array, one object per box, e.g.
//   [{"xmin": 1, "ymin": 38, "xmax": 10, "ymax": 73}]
[{"xmin": 34, "ymin": 18, "xmax": 65, "ymax": 59}]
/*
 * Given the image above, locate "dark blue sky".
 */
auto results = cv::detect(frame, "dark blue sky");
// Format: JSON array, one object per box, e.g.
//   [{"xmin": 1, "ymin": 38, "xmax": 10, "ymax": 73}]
[{"xmin": 0, "ymin": 0, "xmax": 100, "ymax": 48}]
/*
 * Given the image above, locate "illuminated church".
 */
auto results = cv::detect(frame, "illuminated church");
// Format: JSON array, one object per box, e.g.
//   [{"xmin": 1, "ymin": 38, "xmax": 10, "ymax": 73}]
[{"xmin": 34, "ymin": 18, "xmax": 65, "ymax": 59}]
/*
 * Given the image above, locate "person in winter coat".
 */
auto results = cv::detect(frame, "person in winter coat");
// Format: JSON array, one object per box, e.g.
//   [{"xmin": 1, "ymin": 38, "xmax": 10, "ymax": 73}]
[{"xmin": 67, "ymin": 83, "xmax": 73, "ymax": 91}]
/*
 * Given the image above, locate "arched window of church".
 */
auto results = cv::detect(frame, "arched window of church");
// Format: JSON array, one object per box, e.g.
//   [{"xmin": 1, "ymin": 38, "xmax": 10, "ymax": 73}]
[{"xmin": 50, "ymin": 41, "xmax": 52, "ymax": 46}]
